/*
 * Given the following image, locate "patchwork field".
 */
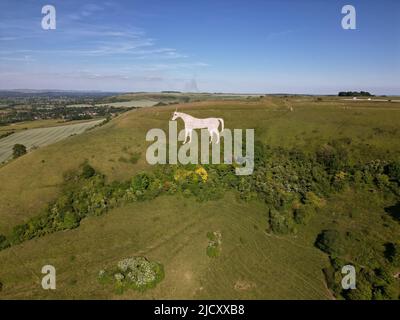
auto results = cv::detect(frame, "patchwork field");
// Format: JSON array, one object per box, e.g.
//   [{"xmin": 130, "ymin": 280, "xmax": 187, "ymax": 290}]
[
  {"xmin": 0, "ymin": 96, "xmax": 399, "ymax": 299},
  {"xmin": 0, "ymin": 119, "xmax": 104, "ymax": 163}
]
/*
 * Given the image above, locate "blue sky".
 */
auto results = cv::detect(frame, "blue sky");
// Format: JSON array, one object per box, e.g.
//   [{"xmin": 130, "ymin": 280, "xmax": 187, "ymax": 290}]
[{"xmin": 0, "ymin": 0, "xmax": 399, "ymax": 94}]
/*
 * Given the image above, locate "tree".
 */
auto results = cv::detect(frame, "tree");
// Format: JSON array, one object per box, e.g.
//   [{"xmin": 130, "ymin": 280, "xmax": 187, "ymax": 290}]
[
  {"xmin": 12, "ymin": 144, "xmax": 27, "ymax": 159},
  {"xmin": 315, "ymin": 229, "xmax": 345, "ymax": 256},
  {"xmin": 384, "ymin": 242, "xmax": 400, "ymax": 267},
  {"xmin": 344, "ymin": 277, "xmax": 372, "ymax": 300},
  {"xmin": 269, "ymin": 209, "xmax": 295, "ymax": 234},
  {"xmin": 386, "ymin": 160, "xmax": 400, "ymax": 182}
]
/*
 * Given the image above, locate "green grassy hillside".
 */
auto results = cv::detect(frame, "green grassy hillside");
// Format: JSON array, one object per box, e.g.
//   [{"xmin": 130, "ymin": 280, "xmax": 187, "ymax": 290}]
[
  {"xmin": 0, "ymin": 96, "xmax": 399, "ymax": 299},
  {"xmin": 0, "ymin": 194, "xmax": 331, "ymax": 299}
]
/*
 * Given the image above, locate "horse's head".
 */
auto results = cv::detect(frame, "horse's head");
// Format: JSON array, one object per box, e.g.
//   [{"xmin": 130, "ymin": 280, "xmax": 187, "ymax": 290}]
[{"xmin": 171, "ymin": 111, "xmax": 179, "ymax": 121}]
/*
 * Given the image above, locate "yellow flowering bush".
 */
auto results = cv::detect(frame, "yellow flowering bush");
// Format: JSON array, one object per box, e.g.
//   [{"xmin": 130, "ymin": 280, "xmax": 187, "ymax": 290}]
[
  {"xmin": 173, "ymin": 166, "xmax": 208, "ymax": 183},
  {"xmin": 173, "ymin": 168, "xmax": 193, "ymax": 182},
  {"xmin": 195, "ymin": 166, "xmax": 208, "ymax": 182}
]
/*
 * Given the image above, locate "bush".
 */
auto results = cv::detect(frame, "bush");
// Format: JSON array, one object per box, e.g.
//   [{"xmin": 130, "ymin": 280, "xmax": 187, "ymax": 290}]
[
  {"xmin": 99, "ymin": 256, "xmax": 164, "ymax": 293},
  {"xmin": 294, "ymin": 205, "xmax": 315, "ymax": 225},
  {"xmin": 384, "ymin": 242, "xmax": 400, "ymax": 267},
  {"xmin": 10, "ymin": 224, "xmax": 29, "ymax": 244},
  {"xmin": 315, "ymin": 229, "xmax": 345, "ymax": 256},
  {"xmin": 344, "ymin": 277, "xmax": 373, "ymax": 300},
  {"xmin": 131, "ymin": 173, "xmax": 152, "ymax": 192},
  {"xmin": 12, "ymin": 144, "xmax": 27, "ymax": 158},
  {"xmin": 268, "ymin": 209, "xmax": 295, "ymax": 234},
  {"xmin": 386, "ymin": 161, "xmax": 400, "ymax": 182},
  {"xmin": 316, "ymin": 142, "xmax": 348, "ymax": 172},
  {"xmin": 0, "ymin": 234, "xmax": 9, "ymax": 250},
  {"xmin": 81, "ymin": 163, "xmax": 96, "ymax": 179}
]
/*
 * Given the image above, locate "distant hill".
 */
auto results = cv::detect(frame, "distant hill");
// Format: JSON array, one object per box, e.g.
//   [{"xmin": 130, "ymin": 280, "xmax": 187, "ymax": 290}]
[{"xmin": 0, "ymin": 90, "xmax": 122, "ymax": 98}]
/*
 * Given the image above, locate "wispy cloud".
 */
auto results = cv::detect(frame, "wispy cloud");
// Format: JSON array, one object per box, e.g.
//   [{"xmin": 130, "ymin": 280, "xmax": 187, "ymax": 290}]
[
  {"xmin": 265, "ymin": 29, "xmax": 296, "ymax": 40},
  {"xmin": 0, "ymin": 1, "xmax": 208, "ymax": 90},
  {"xmin": 0, "ymin": 36, "xmax": 18, "ymax": 41},
  {"xmin": 67, "ymin": 3, "xmax": 105, "ymax": 21}
]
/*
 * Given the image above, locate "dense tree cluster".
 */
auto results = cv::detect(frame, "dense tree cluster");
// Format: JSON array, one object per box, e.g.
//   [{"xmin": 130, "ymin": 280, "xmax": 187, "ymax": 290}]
[{"xmin": 338, "ymin": 91, "xmax": 374, "ymax": 97}]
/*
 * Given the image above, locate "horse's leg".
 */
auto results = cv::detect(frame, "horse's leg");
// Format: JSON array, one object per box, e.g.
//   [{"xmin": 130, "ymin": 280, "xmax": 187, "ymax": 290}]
[
  {"xmin": 210, "ymin": 130, "xmax": 219, "ymax": 144},
  {"xmin": 208, "ymin": 129, "xmax": 213, "ymax": 144},
  {"xmin": 183, "ymin": 129, "xmax": 189, "ymax": 144},
  {"xmin": 215, "ymin": 130, "xmax": 220, "ymax": 144},
  {"xmin": 188, "ymin": 129, "xmax": 193, "ymax": 144}
]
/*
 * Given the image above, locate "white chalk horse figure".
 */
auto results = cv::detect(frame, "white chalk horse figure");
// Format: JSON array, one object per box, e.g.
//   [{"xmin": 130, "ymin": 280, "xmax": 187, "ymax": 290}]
[{"xmin": 171, "ymin": 110, "xmax": 224, "ymax": 144}]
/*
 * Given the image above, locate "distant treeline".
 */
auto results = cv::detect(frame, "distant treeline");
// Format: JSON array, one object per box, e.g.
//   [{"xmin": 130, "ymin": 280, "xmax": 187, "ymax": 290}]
[{"xmin": 338, "ymin": 91, "xmax": 374, "ymax": 97}]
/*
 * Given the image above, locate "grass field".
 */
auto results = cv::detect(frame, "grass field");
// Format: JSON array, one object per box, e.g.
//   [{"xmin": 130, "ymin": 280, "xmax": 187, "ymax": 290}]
[
  {"xmin": 0, "ymin": 96, "xmax": 399, "ymax": 299},
  {"xmin": 0, "ymin": 119, "xmax": 104, "ymax": 163},
  {"xmin": 0, "ymin": 118, "xmax": 102, "ymax": 133},
  {"xmin": 0, "ymin": 194, "xmax": 330, "ymax": 299}
]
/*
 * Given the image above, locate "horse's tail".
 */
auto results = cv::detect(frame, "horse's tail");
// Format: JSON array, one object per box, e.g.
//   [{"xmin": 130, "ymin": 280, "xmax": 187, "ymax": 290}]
[{"xmin": 218, "ymin": 118, "xmax": 224, "ymax": 132}]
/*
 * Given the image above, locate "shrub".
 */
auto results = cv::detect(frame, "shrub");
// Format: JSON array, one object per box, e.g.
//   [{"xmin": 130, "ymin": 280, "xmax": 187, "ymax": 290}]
[
  {"xmin": 12, "ymin": 144, "xmax": 27, "ymax": 158},
  {"xmin": 386, "ymin": 161, "xmax": 400, "ymax": 182},
  {"xmin": 384, "ymin": 242, "xmax": 400, "ymax": 267},
  {"xmin": 10, "ymin": 224, "xmax": 29, "ymax": 245},
  {"xmin": 304, "ymin": 192, "xmax": 325, "ymax": 208},
  {"xmin": 131, "ymin": 173, "xmax": 152, "ymax": 191},
  {"xmin": 99, "ymin": 256, "xmax": 164, "ymax": 293},
  {"xmin": 0, "ymin": 234, "xmax": 9, "ymax": 250},
  {"xmin": 294, "ymin": 205, "xmax": 315, "ymax": 225},
  {"xmin": 375, "ymin": 174, "xmax": 390, "ymax": 188},
  {"xmin": 344, "ymin": 276, "xmax": 373, "ymax": 300},
  {"xmin": 61, "ymin": 212, "xmax": 80, "ymax": 229},
  {"xmin": 316, "ymin": 142, "xmax": 348, "ymax": 172},
  {"xmin": 315, "ymin": 229, "xmax": 345, "ymax": 256},
  {"xmin": 81, "ymin": 163, "xmax": 96, "ymax": 179},
  {"xmin": 322, "ymin": 266, "xmax": 342, "ymax": 297},
  {"xmin": 237, "ymin": 177, "xmax": 254, "ymax": 201},
  {"xmin": 268, "ymin": 209, "xmax": 295, "ymax": 234}
]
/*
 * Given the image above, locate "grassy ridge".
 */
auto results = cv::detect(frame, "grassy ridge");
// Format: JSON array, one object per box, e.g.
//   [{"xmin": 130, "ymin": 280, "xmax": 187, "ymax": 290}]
[{"xmin": 1, "ymin": 97, "xmax": 399, "ymax": 234}]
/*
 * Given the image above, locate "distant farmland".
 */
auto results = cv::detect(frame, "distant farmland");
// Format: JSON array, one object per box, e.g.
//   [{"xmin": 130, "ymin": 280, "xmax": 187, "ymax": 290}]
[
  {"xmin": 66, "ymin": 99, "xmax": 159, "ymax": 108},
  {"xmin": 0, "ymin": 119, "xmax": 104, "ymax": 163}
]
